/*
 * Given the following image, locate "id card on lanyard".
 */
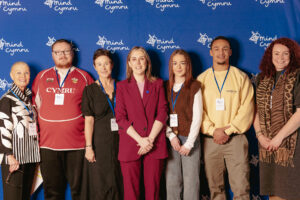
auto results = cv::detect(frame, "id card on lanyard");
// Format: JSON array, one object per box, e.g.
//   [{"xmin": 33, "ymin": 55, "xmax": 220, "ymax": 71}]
[
  {"xmin": 212, "ymin": 66, "xmax": 230, "ymax": 111},
  {"xmin": 54, "ymin": 67, "xmax": 71, "ymax": 105},
  {"xmin": 170, "ymin": 84, "xmax": 183, "ymax": 128},
  {"xmin": 10, "ymin": 90, "xmax": 37, "ymax": 136},
  {"xmin": 99, "ymin": 79, "xmax": 118, "ymax": 131}
]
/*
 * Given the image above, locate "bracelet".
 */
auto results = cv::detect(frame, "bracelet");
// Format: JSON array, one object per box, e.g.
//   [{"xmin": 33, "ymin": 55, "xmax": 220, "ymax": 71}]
[
  {"xmin": 255, "ymin": 130, "xmax": 262, "ymax": 138},
  {"xmin": 85, "ymin": 145, "xmax": 92, "ymax": 148}
]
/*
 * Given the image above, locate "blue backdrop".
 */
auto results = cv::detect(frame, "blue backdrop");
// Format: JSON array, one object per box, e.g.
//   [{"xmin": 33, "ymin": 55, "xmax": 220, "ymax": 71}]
[{"xmin": 0, "ymin": 0, "xmax": 299, "ymax": 199}]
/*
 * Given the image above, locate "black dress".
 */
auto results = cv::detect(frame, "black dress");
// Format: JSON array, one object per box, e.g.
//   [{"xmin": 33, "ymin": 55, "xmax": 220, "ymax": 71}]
[
  {"xmin": 80, "ymin": 82, "xmax": 123, "ymax": 200},
  {"xmin": 258, "ymin": 71, "xmax": 300, "ymax": 200}
]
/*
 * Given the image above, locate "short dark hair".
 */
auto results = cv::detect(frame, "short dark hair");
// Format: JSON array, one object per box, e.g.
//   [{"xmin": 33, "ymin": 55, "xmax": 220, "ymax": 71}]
[
  {"xmin": 93, "ymin": 49, "xmax": 113, "ymax": 65},
  {"xmin": 51, "ymin": 39, "xmax": 73, "ymax": 51},
  {"xmin": 210, "ymin": 36, "xmax": 231, "ymax": 49}
]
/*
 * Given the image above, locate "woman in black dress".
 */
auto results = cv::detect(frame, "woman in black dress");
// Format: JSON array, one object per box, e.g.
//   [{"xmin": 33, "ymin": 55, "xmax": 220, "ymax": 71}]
[{"xmin": 81, "ymin": 49, "xmax": 123, "ymax": 200}]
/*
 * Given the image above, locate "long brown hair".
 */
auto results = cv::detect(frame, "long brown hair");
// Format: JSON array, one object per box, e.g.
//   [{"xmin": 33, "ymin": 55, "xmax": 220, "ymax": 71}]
[
  {"xmin": 168, "ymin": 49, "xmax": 193, "ymax": 92},
  {"xmin": 259, "ymin": 38, "xmax": 300, "ymax": 79},
  {"xmin": 126, "ymin": 46, "xmax": 156, "ymax": 82}
]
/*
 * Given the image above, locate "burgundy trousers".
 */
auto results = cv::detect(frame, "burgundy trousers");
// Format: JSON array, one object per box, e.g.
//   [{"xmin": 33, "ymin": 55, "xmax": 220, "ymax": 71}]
[{"xmin": 120, "ymin": 156, "xmax": 164, "ymax": 200}]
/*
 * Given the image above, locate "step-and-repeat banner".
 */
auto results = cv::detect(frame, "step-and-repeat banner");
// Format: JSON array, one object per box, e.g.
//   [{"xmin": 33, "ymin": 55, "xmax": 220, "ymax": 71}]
[{"xmin": 0, "ymin": 0, "xmax": 299, "ymax": 199}]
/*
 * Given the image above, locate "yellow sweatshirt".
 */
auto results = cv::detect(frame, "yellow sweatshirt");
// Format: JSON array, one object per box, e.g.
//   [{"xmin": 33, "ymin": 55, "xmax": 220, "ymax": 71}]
[{"xmin": 197, "ymin": 66, "xmax": 254, "ymax": 136}]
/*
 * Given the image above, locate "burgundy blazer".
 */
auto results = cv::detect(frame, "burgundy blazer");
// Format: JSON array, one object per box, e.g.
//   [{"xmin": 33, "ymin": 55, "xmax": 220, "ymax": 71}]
[{"xmin": 115, "ymin": 77, "xmax": 168, "ymax": 162}]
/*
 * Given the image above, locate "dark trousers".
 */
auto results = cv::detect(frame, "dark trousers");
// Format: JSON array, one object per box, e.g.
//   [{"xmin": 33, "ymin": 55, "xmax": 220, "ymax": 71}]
[
  {"xmin": 40, "ymin": 149, "xmax": 84, "ymax": 200},
  {"xmin": 120, "ymin": 156, "xmax": 164, "ymax": 200},
  {"xmin": 1, "ymin": 163, "xmax": 36, "ymax": 200}
]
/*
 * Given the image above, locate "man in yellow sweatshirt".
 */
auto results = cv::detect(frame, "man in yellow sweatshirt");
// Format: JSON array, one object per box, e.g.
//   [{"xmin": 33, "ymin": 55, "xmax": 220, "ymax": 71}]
[{"xmin": 197, "ymin": 36, "xmax": 254, "ymax": 200}]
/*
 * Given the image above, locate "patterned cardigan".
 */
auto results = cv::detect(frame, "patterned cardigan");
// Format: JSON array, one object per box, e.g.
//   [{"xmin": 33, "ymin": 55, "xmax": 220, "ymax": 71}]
[{"xmin": 0, "ymin": 83, "xmax": 40, "ymax": 164}]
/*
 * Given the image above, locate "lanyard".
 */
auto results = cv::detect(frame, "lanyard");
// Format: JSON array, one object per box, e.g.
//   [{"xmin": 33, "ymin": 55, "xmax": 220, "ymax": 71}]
[
  {"xmin": 171, "ymin": 84, "xmax": 184, "ymax": 112},
  {"xmin": 10, "ymin": 89, "xmax": 34, "ymax": 120},
  {"xmin": 212, "ymin": 66, "xmax": 230, "ymax": 97},
  {"xmin": 55, "ymin": 67, "xmax": 71, "ymax": 89},
  {"xmin": 99, "ymin": 79, "xmax": 116, "ymax": 116},
  {"xmin": 272, "ymin": 70, "xmax": 285, "ymax": 92}
]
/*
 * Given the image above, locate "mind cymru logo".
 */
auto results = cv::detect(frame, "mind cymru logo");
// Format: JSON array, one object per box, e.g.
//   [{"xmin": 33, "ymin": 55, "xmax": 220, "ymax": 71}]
[
  {"xmin": 0, "ymin": 0, "xmax": 27, "ymax": 15},
  {"xmin": 0, "ymin": 78, "xmax": 12, "ymax": 91},
  {"xmin": 249, "ymin": 31, "xmax": 277, "ymax": 49},
  {"xmin": 199, "ymin": 0, "xmax": 232, "ymax": 10},
  {"xmin": 145, "ymin": 0, "xmax": 180, "ymax": 12},
  {"xmin": 146, "ymin": 34, "xmax": 180, "ymax": 53},
  {"xmin": 197, "ymin": 33, "xmax": 213, "ymax": 48},
  {"xmin": 96, "ymin": 35, "xmax": 129, "ymax": 53},
  {"xmin": 44, "ymin": 0, "xmax": 78, "ymax": 14},
  {"xmin": 94, "ymin": 0, "xmax": 128, "ymax": 13},
  {"xmin": 0, "ymin": 37, "xmax": 29, "ymax": 56},
  {"xmin": 46, "ymin": 36, "xmax": 56, "ymax": 47},
  {"xmin": 254, "ymin": 0, "xmax": 285, "ymax": 7}
]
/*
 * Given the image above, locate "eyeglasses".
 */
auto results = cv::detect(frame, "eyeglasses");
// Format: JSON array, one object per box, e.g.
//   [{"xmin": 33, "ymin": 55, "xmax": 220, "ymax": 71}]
[
  {"xmin": 52, "ymin": 49, "xmax": 73, "ymax": 56},
  {"xmin": 6, "ymin": 169, "xmax": 24, "ymax": 188}
]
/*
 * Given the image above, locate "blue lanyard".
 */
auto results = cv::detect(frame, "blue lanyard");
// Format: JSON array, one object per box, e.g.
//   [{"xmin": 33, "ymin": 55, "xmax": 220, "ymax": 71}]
[
  {"xmin": 171, "ymin": 84, "xmax": 184, "ymax": 112},
  {"xmin": 272, "ymin": 70, "xmax": 285, "ymax": 91},
  {"xmin": 99, "ymin": 79, "xmax": 116, "ymax": 116},
  {"xmin": 55, "ymin": 67, "xmax": 71, "ymax": 89},
  {"xmin": 10, "ymin": 90, "xmax": 34, "ymax": 120},
  {"xmin": 212, "ymin": 66, "xmax": 230, "ymax": 97}
]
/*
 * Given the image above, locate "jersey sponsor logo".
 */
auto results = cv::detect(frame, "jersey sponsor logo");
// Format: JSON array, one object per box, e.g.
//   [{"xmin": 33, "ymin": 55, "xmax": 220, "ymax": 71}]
[
  {"xmin": 145, "ymin": 0, "xmax": 180, "ymax": 12},
  {"xmin": 146, "ymin": 34, "xmax": 180, "ymax": 53},
  {"xmin": 46, "ymin": 87, "xmax": 76, "ymax": 94},
  {"xmin": 0, "ymin": 0, "xmax": 27, "ymax": 15},
  {"xmin": 94, "ymin": 0, "xmax": 128, "ymax": 13},
  {"xmin": 96, "ymin": 35, "xmax": 130, "ymax": 53},
  {"xmin": 0, "ymin": 37, "xmax": 29, "ymax": 56},
  {"xmin": 44, "ymin": 0, "xmax": 79, "ymax": 14},
  {"xmin": 254, "ymin": 0, "xmax": 285, "ymax": 7},
  {"xmin": 197, "ymin": 33, "xmax": 213, "ymax": 48},
  {"xmin": 249, "ymin": 31, "xmax": 277, "ymax": 49},
  {"xmin": 199, "ymin": 0, "xmax": 232, "ymax": 10}
]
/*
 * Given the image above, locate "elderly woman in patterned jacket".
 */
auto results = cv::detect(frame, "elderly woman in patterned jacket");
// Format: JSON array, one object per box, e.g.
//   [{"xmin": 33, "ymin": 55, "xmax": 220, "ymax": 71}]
[{"xmin": 0, "ymin": 62, "xmax": 40, "ymax": 200}]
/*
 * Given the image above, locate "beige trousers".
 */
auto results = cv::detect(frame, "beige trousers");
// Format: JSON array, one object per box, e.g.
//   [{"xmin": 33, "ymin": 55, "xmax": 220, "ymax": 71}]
[{"xmin": 204, "ymin": 134, "xmax": 250, "ymax": 200}]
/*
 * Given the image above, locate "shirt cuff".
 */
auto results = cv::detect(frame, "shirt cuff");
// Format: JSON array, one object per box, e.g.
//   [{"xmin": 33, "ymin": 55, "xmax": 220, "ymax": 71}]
[{"xmin": 183, "ymin": 142, "xmax": 193, "ymax": 150}]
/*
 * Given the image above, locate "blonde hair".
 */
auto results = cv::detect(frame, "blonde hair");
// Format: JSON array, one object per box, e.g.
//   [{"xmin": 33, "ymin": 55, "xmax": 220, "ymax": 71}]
[{"xmin": 126, "ymin": 46, "xmax": 156, "ymax": 82}]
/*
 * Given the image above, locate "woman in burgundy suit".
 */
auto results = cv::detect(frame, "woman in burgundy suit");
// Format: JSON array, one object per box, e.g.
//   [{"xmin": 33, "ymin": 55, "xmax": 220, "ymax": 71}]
[{"xmin": 115, "ymin": 46, "xmax": 168, "ymax": 200}]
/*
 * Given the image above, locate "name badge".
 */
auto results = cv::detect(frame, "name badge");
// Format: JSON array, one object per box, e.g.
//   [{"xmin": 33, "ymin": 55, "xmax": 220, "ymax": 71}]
[
  {"xmin": 111, "ymin": 118, "xmax": 119, "ymax": 131},
  {"xmin": 216, "ymin": 98, "xmax": 225, "ymax": 111},
  {"xmin": 54, "ymin": 94, "xmax": 64, "ymax": 105},
  {"xmin": 170, "ymin": 114, "xmax": 178, "ymax": 127},
  {"xmin": 29, "ymin": 123, "xmax": 38, "ymax": 136}
]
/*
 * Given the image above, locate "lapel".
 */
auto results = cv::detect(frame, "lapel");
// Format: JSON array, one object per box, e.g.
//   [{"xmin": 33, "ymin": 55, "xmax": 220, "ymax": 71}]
[
  {"xmin": 142, "ymin": 78, "xmax": 153, "ymax": 107},
  {"xmin": 127, "ymin": 77, "xmax": 147, "ymax": 122}
]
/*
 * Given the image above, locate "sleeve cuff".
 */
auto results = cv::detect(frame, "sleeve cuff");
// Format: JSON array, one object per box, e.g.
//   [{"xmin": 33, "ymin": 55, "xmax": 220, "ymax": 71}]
[
  {"xmin": 168, "ymin": 132, "xmax": 177, "ymax": 141},
  {"xmin": 183, "ymin": 142, "xmax": 193, "ymax": 150}
]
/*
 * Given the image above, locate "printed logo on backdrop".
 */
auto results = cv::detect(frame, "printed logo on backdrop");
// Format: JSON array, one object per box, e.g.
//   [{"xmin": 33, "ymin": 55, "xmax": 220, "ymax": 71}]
[
  {"xmin": 0, "ymin": 78, "xmax": 12, "ymax": 91},
  {"xmin": 44, "ymin": 0, "xmax": 78, "ymax": 14},
  {"xmin": 145, "ymin": 0, "xmax": 180, "ymax": 12},
  {"xmin": 0, "ymin": 38, "xmax": 29, "ymax": 56},
  {"xmin": 0, "ymin": 0, "xmax": 27, "ymax": 15},
  {"xmin": 197, "ymin": 33, "xmax": 213, "ymax": 48},
  {"xmin": 146, "ymin": 34, "xmax": 180, "ymax": 53},
  {"xmin": 254, "ymin": 0, "xmax": 284, "ymax": 7},
  {"xmin": 94, "ymin": 0, "xmax": 128, "ymax": 13},
  {"xmin": 96, "ymin": 35, "xmax": 129, "ymax": 53},
  {"xmin": 249, "ymin": 31, "xmax": 277, "ymax": 49},
  {"xmin": 46, "ymin": 36, "xmax": 80, "ymax": 51},
  {"xmin": 199, "ymin": 0, "xmax": 232, "ymax": 10},
  {"xmin": 249, "ymin": 154, "xmax": 259, "ymax": 167}
]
